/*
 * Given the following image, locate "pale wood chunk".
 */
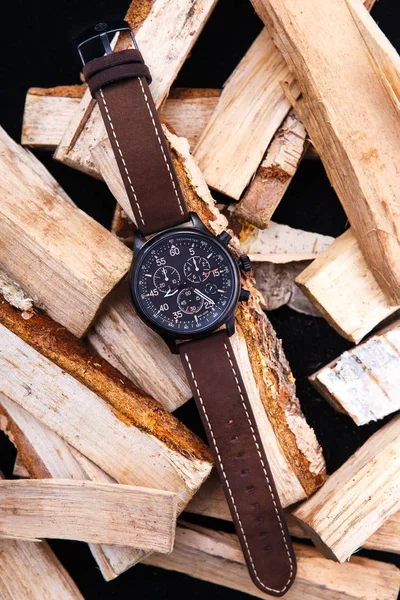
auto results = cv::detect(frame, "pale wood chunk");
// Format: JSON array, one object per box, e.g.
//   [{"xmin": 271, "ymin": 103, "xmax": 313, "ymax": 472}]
[
  {"xmin": 91, "ymin": 128, "xmax": 326, "ymax": 507},
  {"xmin": 310, "ymin": 319, "xmax": 400, "ymax": 425},
  {"xmin": 13, "ymin": 454, "xmax": 30, "ymax": 478},
  {"xmin": 0, "ymin": 539, "xmax": 84, "ymax": 600},
  {"xmin": 55, "ymin": 0, "xmax": 218, "ymax": 176},
  {"xmin": 0, "ymin": 479, "xmax": 176, "ymax": 552},
  {"xmin": 250, "ymin": 0, "xmax": 400, "ymax": 304},
  {"xmin": 293, "ymin": 413, "xmax": 400, "ymax": 562},
  {"xmin": 0, "ymin": 125, "xmax": 132, "ymax": 337},
  {"xmin": 145, "ymin": 522, "xmax": 400, "ymax": 600},
  {"xmin": 194, "ymin": 28, "xmax": 299, "ymax": 200},
  {"xmin": 234, "ymin": 110, "xmax": 308, "ymax": 227},
  {"xmin": 296, "ymin": 229, "xmax": 399, "ymax": 343}
]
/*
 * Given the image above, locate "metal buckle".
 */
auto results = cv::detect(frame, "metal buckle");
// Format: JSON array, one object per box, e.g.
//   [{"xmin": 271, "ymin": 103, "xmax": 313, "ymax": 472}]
[{"xmin": 76, "ymin": 19, "xmax": 138, "ymax": 66}]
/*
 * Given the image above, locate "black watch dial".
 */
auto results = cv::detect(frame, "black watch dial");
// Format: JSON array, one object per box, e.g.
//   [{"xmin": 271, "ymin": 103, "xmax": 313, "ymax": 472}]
[{"xmin": 131, "ymin": 229, "xmax": 240, "ymax": 336}]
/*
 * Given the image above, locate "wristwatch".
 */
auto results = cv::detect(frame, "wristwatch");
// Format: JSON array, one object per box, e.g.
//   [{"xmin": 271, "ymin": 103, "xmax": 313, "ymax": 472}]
[{"xmin": 77, "ymin": 21, "xmax": 296, "ymax": 596}]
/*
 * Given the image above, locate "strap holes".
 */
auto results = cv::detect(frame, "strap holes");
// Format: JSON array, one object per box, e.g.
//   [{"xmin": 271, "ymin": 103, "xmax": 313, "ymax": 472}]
[
  {"xmin": 240, "ymin": 469, "xmax": 249, "ymax": 477},
  {"xmin": 230, "ymin": 435, "xmax": 239, "ymax": 443},
  {"xmin": 260, "ymin": 531, "xmax": 269, "ymax": 538},
  {"xmin": 251, "ymin": 502, "xmax": 260, "ymax": 510},
  {"xmin": 246, "ymin": 486, "xmax": 255, "ymax": 494},
  {"xmin": 264, "ymin": 545, "xmax": 272, "ymax": 553},
  {"xmin": 235, "ymin": 451, "xmax": 245, "ymax": 459},
  {"xmin": 256, "ymin": 517, "xmax": 264, "ymax": 524},
  {"xmin": 225, "ymin": 419, "xmax": 234, "ymax": 427}
]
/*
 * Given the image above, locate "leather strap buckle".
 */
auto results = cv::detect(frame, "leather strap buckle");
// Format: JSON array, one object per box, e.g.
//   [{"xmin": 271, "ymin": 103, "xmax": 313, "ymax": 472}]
[{"xmin": 77, "ymin": 20, "xmax": 138, "ymax": 66}]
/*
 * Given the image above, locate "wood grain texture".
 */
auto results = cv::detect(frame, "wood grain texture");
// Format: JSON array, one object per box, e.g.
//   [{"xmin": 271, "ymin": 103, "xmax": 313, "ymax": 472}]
[
  {"xmin": 145, "ymin": 522, "xmax": 400, "ymax": 600},
  {"xmin": 310, "ymin": 320, "xmax": 400, "ymax": 425},
  {"xmin": 0, "ymin": 125, "xmax": 132, "ymax": 337},
  {"xmin": 91, "ymin": 127, "xmax": 326, "ymax": 507},
  {"xmin": 55, "ymin": 0, "xmax": 218, "ymax": 176},
  {"xmin": 0, "ymin": 479, "xmax": 176, "ymax": 552},
  {"xmin": 250, "ymin": 0, "xmax": 400, "ymax": 304},
  {"xmin": 296, "ymin": 229, "xmax": 399, "ymax": 343},
  {"xmin": 194, "ymin": 28, "xmax": 300, "ymax": 200},
  {"xmin": 293, "ymin": 413, "xmax": 400, "ymax": 562}
]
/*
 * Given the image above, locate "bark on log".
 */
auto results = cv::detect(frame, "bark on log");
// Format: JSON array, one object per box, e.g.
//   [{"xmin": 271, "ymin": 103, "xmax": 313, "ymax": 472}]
[
  {"xmin": 293, "ymin": 413, "xmax": 400, "ymax": 562},
  {"xmin": 54, "ymin": 0, "xmax": 218, "ymax": 176},
  {"xmin": 22, "ymin": 87, "xmax": 220, "ymax": 152},
  {"xmin": 0, "ymin": 479, "xmax": 176, "ymax": 552},
  {"xmin": 144, "ymin": 522, "xmax": 400, "ymax": 600},
  {"xmin": 296, "ymin": 229, "xmax": 399, "ymax": 343},
  {"xmin": 250, "ymin": 0, "xmax": 400, "ymax": 304},
  {"xmin": 0, "ymin": 125, "xmax": 132, "ymax": 337},
  {"xmin": 310, "ymin": 319, "xmax": 400, "ymax": 425},
  {"xmin": 90, "ymin": 127, "xmax": 326, "ymax": 507},
  {"xmin": 234, "ymin": 110, "xmax": 308, "ymax": 227}
]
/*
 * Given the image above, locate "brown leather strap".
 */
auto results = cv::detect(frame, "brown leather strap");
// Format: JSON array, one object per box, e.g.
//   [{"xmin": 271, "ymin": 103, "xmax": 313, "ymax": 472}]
[
  {"xmin": 180, "ymin": 330, "xmax": 296, "ymax": 597},
  {"xmin": 83, "ymin": 49, "xmax": 189, "ymax": 236}
]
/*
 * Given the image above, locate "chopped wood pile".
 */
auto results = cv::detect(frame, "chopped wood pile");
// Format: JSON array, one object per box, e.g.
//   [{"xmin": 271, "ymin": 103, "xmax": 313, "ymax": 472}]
[{"xmin": 1, "ymin": 0, "xmax": 400, "ymax": 598}]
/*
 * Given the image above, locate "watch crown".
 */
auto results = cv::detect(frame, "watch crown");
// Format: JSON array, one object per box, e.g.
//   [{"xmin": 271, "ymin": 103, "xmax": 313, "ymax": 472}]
[
  {"xmin": 239, "ymin": 254, "xmax": 251, "ymax": 272},
  {"xmin": 239, "ymin": 288, "xmax": 250, "ymax": 302},
  {"xmin": 217, "ymin": 231, "xmax": 232, "ymax": 245}
]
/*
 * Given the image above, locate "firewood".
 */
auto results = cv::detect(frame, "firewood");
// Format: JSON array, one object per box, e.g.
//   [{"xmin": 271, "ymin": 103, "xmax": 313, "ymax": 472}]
[
  {"xmin": 296, "ymin": 229, "xmax": 399, "ymax": 343},
  {"xmin": 193, "ymin": 28, "xmax": 299, "ymax": 200},
  {"xmin": 90, "ymin": 127, "xmax": 326, "ymax": 507},
  {"xmin": 54, "ymin": 0, "xmax": 218, "ymax": 176},
  {"xmin": 144, "ymin": 522, "xmax": 400, "ymax": 600},
  {"xmin": 293, "ymin": 413, "xmax": 400, "ymax": 562},
  {"xmin": 0, "ymin": 398, "xmax": 152, "ymax": 580},
  {"xmin": 0, "ymin": 479, "xmax": 176, "ymax": 552},
  {"xmin": 22, "ymin": 86, "xmax": 220, "ymax": 152},
  {"xmin": 250, "ymin": 0, "xmax": 400, "ymax": 304},
  {"xmin": 0, "ymin": 538, "xmax": 84, "ymax": 600},
  {"xmin": 234, "ymin": 111, "xmax": 308, "ymax": 228},
  {"xmin": 13, "ymin": 453, "xmax": 30, "ymax": 478},
  {"xmin": 186, "ymin": 471, "xmax": 400, "ymax": 554},
  {"xmin": 310, "ymin": 319, "xmax": 400, "ymax": 425},
  {"xmin": 0, "ymin": 299, "xmax": 213, "ymax": 514},
  {"xmin": 0, "ymin": 125, "xmax": 132, "ymax": 337}
]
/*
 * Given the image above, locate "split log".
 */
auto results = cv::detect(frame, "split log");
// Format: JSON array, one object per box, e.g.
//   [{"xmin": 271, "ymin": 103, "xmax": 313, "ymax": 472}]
[
  {"xmin": 144, "ymin": 522, "xmax": 400, "ymax": 600},
  {"xmin": 193, "ymin": 28, "xmax": 299, "ymax": 200},
  {"xmin": 186, "ymin": 471, "xmax": 400, "ymax": 554},
  {"xmin": 293, "ymin": 413, "xmax": 400, "ymax": 562},
  {"xmin": 0, "ymin": 398, "xmax": 153, "ymax": 581},
  {"xmin": 296, "ymin": 229, "xmax": 399, "ymax": 343},
  {"xmin": 0, "ymin": 299, "xmax": 213, "ymax": 514},
  {"xmin": 0, "ymin": 538, "xmax": 84, "ymax": 600},
  {"xmin": 234, "ymin": 111, "xmax": 308, "ymax": 228},
  {"xmin": 90, "ymin": 127, "xmax": 326, "ymax": 508},
  {"xmin": 13, "ymin": 454, "xmax": 30, "ymax": 478},
  {"xmin": 22, "ymin": 86, "xmax": 220, "ymax": 152},
  {"xmin": 250, "ymin": 0, "xmax": 400, "ymax": 305},
  {"xmin": 0, "ymin": 479, "xmax": 176, "ymax": 552},
  {"xmin": 55, "ymin": 0, "xmax": 218, "ymax": 176},
  {"xmin": 310, "ymin": 319, "xmax": 400, "ymax": 425},
  {"xmin": 0, "ymin": 125, "xmax": 132, "ymax": 337}
]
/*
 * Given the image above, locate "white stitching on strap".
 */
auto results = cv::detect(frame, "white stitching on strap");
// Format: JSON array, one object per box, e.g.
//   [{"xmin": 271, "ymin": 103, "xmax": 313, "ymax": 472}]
[
  {"xmin": 99, "ymin": 88, "xmax": 145, "ymax": 226},
  {"xmin": 137, "ymin": 78, "xmax": 185, "ymax": 216},
  {"xmin": 184, "ymin": 346, "xmax": 294, "ymax": 594}
]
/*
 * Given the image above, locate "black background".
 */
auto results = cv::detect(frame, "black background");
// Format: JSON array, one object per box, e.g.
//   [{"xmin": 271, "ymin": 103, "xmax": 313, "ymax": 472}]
[{"xmin": 1, "ymin": 0, "xmax": 400, "ymax": 598}]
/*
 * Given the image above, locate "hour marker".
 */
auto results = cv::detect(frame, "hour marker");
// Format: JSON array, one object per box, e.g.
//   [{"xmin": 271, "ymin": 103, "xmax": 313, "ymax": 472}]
[
  {"xmin": 217, "ymin": 289, "xmax": 224, "ymax": 293},
  {"xmin": 207, "ymin": 253, "xmax": 213, "ymax": 258},
  {"xmin": 145, "ymin": 274, "xmax": 152, "ymax": 277},
  {"xmin": 194, "ymin": 315, "xmax": 198, "ymax": 323}
]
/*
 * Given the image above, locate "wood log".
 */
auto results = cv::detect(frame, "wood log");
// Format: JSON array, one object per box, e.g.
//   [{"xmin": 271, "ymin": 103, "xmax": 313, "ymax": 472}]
[
  {"xmin": 293, "ymin": 413, "xmax": 400, "ymax": 562},
  {"xmin": 0, "ymin": 298, "xmax": 213, "ymax": 513},
  {"xmin": 90, "ymin": 127, "xmax": 326, "ymax": 507},
  {"xmin": 234, "ymin": 110, "xmax": 308, "ymax": 228},
  {"xmin": 144, "ymin": 522, "xmax": 400, "ymax": 600},
  {"xmin": 310, "ymin": 319, "xmax": 400, "ymax": 425},
  {"xmin": 0, "ymin": 538, "xmax": 84, "ymax": 599},
  {"xmin": 0, "ymin": 479, "xmax": 176, "ymax": 552},
  {"xmin": 296, "ymin": 229, "xmax": 399, "ymax": 343},
  {"xmin": 0, "ymin": 398, "xmax": 153, "ymax": 581},
  {"xmin": 186, "ymin": 471, "xmax": 400, "ymax": 554},
  {"xmin": 250, "ymin": 0, "xmax": 400, "ymax": 305},
  {"xmin": 0, "ymin": 125, "xmax": 132, "ymax": 337},
  {"xmin": 54, "ymin": 0, "xmax": 218, "ymax": 176},
  {"xmin": 193, "ymin": 28, "xmax": 299, "ymax": 200},
  {"xmin": 22, "ymin": 86, "xmax": 220, "ymax": 152}
]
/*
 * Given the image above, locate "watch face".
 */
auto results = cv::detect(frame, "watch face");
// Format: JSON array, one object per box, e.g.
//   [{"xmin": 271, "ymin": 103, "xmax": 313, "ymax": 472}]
[{"xmin": 131, "ymin": 229, "xmax": 240, "ymax": 337}]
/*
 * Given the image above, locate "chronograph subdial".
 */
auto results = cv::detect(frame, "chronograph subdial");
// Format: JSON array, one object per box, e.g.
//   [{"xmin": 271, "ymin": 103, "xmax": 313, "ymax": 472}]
[
  {"xmin": 177, "ymin": 288, "xmax": 204, "ymax": 315},
  {"xmin": 184, "ymin": 256, "xmax": 210, "ymax": 284},
  {"xmin": 153, "ymin": 266, "xmax": 180, "ymax": 294}
]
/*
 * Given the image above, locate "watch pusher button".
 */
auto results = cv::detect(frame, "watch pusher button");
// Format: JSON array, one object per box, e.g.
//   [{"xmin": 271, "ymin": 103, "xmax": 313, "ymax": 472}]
[
  {"xmin": 217, "ymin": 231, "xmax": 232, "ymax": 245},
  {"xmin": 239, "ymin": 254, "xmax": 251, "ymax": 272},
  {"xmin": 239, "ymin": 288, "xmax": 250, "ymax": 302}
]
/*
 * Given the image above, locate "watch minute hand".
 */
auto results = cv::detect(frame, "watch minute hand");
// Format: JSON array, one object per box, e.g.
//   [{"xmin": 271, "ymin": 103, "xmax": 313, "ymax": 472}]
[{"xmin": 194, "ymin": 289, "xmax": 215, "ymax": 305}]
